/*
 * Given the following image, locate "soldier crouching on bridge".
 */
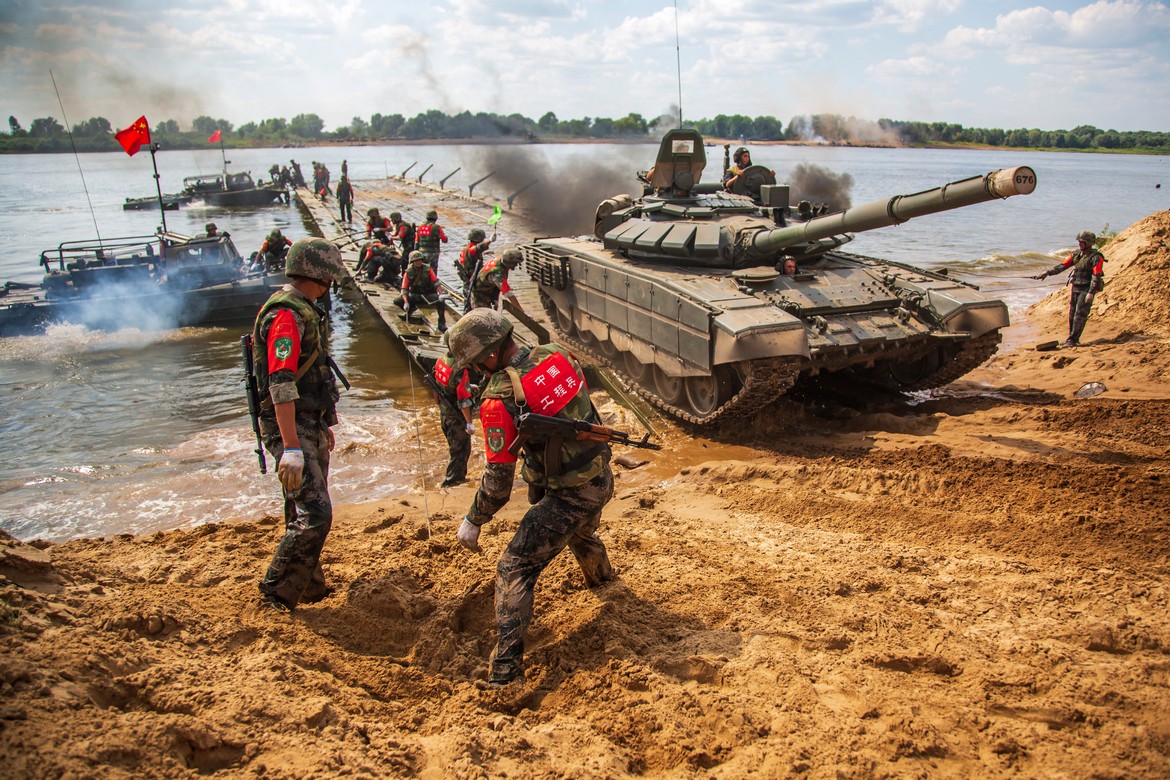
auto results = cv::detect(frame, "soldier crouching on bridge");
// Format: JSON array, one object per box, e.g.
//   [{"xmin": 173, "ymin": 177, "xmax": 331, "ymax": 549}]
[
  {"xmin": 1034, "ymin": 230, "xmax": 1106, "ymax": 347},
  {"xmin": 251, "ymin": 238, "xmax": 346, "ymax": 612},
  {"xmin": 398, "ymin": 250, "xmax": 448, "ymax": 332},
  {"xmin": 448, "ymin": 309, "xmax": 616, "ymax": 686}
]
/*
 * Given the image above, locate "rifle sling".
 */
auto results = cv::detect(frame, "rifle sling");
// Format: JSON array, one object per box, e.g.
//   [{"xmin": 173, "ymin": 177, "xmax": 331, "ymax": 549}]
[{"xmin": 258, "ymin": 346, "xmax": 321, "ymax": 411}]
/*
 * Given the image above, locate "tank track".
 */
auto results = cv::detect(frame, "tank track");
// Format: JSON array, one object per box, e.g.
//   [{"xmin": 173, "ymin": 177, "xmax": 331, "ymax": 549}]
[
  {"xmin": 541, "ymin": 297, "xmax": 802, "ymax": 425},
  {"xmin": 901, "ymin": 331, "xmax": 1003, "ymax": 391}
]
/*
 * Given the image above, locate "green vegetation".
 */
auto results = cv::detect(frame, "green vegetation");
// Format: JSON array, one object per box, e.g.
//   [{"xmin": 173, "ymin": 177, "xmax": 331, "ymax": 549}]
[{"xmin": 3, "ymin": 111, "xmax": 1168, "ymax": 154}]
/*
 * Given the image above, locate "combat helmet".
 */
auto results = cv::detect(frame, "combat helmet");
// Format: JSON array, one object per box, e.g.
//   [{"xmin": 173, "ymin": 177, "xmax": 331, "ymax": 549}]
[
  {"xmin": 285, "ymin": 238, "xmax": 344, "ymax": 283},
  {"xmin": 1076, "ymin": 230, "xmax": 1097, "ymax": 245},
  {"xmin": 390, "ymin": 211, "xmax": 402, "ymax": 222},
  {"xmin": 468, "ymin": 228, "xmax": 486, "ymax": 243},
  {"xmin": 367, "ymin": 208, "xmax": 380, "ymax": 219},
  {"xmin": 426, "ymin": 209, "xmax": 438, "ymax": 221},
  {"xmin": 446, "ymin": 308, "xmax": 514, "ymax": 372},
  {"xmin": 501, "ymin": 248, "xmax": 522, "ymax": 267},
  {"xmin": 408, "ymin": 250, "xmax": 426, "ymax": 263},
  {"xmin": 267, "ymin": 228, "xmax": 284, "ymax": 243}
]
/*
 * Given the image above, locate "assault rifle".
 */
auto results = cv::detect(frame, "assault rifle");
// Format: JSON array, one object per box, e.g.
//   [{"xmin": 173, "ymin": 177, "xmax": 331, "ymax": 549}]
[
  {"xmin": 240, "ymin": 334, "xmax": 267, "ymax": 474},
  {"xmin": 508, "ymin": 412, "xmax": 661, "ymax": 458},
  {"xmin": 417, "ymin": 364, "xmax": 463, "ymax": 418}
]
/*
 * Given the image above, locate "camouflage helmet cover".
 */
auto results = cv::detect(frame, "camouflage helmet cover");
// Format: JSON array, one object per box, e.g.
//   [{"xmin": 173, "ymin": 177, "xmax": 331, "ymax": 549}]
[
  {"xmin": 367, "ymin": 207, "xmax": 380, "ymax": 218},
  {"xmin": 426, "ymin": 209, "xmax": 438, "ymax": 221},
  {"xmin": 205, "ymin": 222, "xmax": 217, "ymax": 232},
  {"xmin": 468, "ymin": 228, "xmax": 486, "ymax": 243},
  {"xmin": 445, "ymin": 308, "xmax": 514, "ymax": 371},
  {"xmin": 1076, "ymin": 230, "xmax": 1097, "ymax": 245},
  {"xmin": 285, "ymin": 238, "xmax": 345, "ymax": 283},
  {"xmin": 267, "ymin": 228, "xmax": 284, "ymax": 242},
  {"xmin": 390, "ymin": 211, "xmax": 402, "ymax": 221},
  {"xmin": 408, "ymin": 250, "xmax": 426, "ymax": 263},
  {"xmin": 501, "ymin": 247, "xmax": 522, "ymax": 267}
]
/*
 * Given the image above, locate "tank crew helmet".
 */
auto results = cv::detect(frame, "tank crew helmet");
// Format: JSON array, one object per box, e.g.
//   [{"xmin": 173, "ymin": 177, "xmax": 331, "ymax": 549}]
[
  {"xmin": 367, "ymin": 208, "xmax": 380, "ymax": 218},
  {"xmin": 468, "ymin": 228, "xmax": 486, "ymax": 243},
  {"xmin": 1076, "ymin": 230, "xmax": 1096, "ymax": 245},
  {"xmin": 733, "ymin": 146, "xmax": 750, "ymax": 164},
  {"xmin": 501, "ymin": 248, "xmax": 522, "ymax": 268},
  {"xmin": 285, "ymin": 238, "xmax": 344, "ymax": 284},
  {"xmin": 390, "ymin": 211, "xmax": 402, "ymax": 221},
  {"xmin": 408, "ymin": 250, "xmax": 426, "ymax": 263},
  {"xmin": 445, "ymin": 308, "xmax": 514, "ymax": 372},
  {"xmin": 426, "ymin": 209, "xmax": 438, "ymax": 221}
]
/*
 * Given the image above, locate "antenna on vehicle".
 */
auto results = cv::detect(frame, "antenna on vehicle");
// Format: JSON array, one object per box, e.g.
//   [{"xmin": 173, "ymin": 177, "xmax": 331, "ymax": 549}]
[
  {"xmin": 673, "ymin": 0, "xmax": 684, "ymax": 129},
  {"xmin": 49, "ymin": 69, "xmax": 102, "ymax": 245}
]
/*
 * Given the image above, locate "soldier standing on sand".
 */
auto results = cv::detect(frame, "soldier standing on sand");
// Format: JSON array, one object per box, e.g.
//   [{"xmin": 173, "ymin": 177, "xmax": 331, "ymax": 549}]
[
  {"xmin": 415, "ymin": 210, "xmax": 449, "ymax": 272},
  {"xmin": 433, "ymin": 352, "xmax": 477, "ymax": 488},
  {"xmin": 448, "ymin": 308, "xmax": 617, "ymax": 686},
  {"xmin": 335, "ymin": 176, "xmax": 354, "ymax": 224},
  {"xmin": 251, "ymin": 238, "xmax": 347, "ymax": 612},
  {"xmin": 1034, "ymin": 230, "xmax": 1106, "ymax": 347}
]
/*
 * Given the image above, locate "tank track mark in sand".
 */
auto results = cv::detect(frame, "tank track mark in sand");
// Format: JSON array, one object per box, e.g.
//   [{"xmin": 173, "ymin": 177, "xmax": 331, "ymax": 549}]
[{"xmin": 540, "ymin": 295, "xmax": 801, "ymax": 426}]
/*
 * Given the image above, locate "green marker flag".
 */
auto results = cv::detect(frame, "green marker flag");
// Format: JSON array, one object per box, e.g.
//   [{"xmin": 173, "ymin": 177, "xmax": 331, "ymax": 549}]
[{"xmin": 488, "ymin": 205, "xmax": 503, "ymax": 225}]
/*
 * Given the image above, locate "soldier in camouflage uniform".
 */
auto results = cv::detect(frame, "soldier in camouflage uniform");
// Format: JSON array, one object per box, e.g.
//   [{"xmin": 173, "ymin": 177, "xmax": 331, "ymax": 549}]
[
  {"xmin": 433, "ymin": 352, "xmax": 477, "ymax": 488},
  {"xmin": 355, "ymin": 240, "xmax": 402, "ymax": 286},
  {"xmin": 258, "ymin": 228, "xmax": 293, "ymax": 272},
  {"xmin": 470, "ymin": 247, "xmax": 525, "ymax": 315},
  {"xmin": 366, "ymin": 208, "xmax": 392, "ymax": 244},
  {"xmin": 448, "ymin": 309, "xmax": 615, "ymax": 685},
  {"xmin": 251, "ymin": 238, "xmax": 347, "ymax": 612},
  {"xmin": 389, "ymin": 212, "xmax": 416, "ymax": 256},
  {"xmin": 459, "ymin": 228, "xmax": 492, "ymax": 312},
  {"xmin": 1034, "ymin": 230, "xmax": 1107, "ymax": 347},
  {"xmin": 400, "ymin": 250, "xmax": 448, "ymax": 331},
  {"xmin": 415, "ymin": 209, "xmax": 448, "ymax": 272}
]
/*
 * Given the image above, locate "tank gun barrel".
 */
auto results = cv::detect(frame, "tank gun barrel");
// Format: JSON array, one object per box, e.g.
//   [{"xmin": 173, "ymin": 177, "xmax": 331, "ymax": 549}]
[{"xmin": 750, "ymin": 166, "xmax": 1037, "ymax": 256}]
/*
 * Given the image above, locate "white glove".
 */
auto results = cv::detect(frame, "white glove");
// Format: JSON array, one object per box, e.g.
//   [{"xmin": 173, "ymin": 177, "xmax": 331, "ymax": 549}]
[
  {"xmin": 457, "ymin": 517, "xmax": 482, "ymax": 553},
  {"xmin": 277, "ymin": 448, "xmax": 304, "ymax": 492},
  {"xmin": 465, "ymin": 421, "xmax": 475, "ymax": 435}
]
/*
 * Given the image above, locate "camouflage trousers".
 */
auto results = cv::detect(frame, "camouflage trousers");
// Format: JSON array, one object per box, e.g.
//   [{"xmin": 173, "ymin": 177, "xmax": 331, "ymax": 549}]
[
  {"xmin": 1068, "ymin": 287, "xmax": 1095, "ymax": 344},
  {"xmin": 259, "ymin": 419, "xmax": 332, "ymax": 609},
  {"xmin": 440, "ymin": 407, "xmax": 471, "ymax": 485},
  {"xmin": 491, "ymin": 459, "xmax": 615, "ymax": 681}
]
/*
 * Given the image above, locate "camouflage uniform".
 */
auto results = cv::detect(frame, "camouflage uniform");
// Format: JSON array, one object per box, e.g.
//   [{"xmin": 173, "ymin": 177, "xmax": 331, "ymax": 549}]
[
  {"xmin": 465, "ymin": 341, "xmax": 615, "ymax": 683},
  {"xmin": 252, "ymin": 286, "xmax": 339, "ymax": 609},
  {"xmin": 415, "ymin": 211, "xmax": 448, "ymax": 272},
  {"xmin": 259, "ymin": 230, "xmax": 293, "ymax": 272},
  {"xmin": 459, "ymin": 230, "xmax": 491, "ymax": 312},
  {"xmin": 434, "ymin": 354, "xmax": 475, "ymax": 487},
  {"xmin": 335, "ymin": 177, "xmax": 353, "ymax": 223},
  {"xmin": 390, "ymin": 213, "xmax": 416, "ymax": 256},
  {"xmin": 401, "ymin": 252, "xmax": 447, "ymax": 330},
  {"xmin": 357, "ymin": 241, "xmax": 401, "ymax": 286},
  {"xmin": 366, "ymin": 210, "xmax": 392, "ymax": 244},
  {"xmin": 470, "ymin": 253, "xmax": 520, "ymax": 310},
  {"xmin": 1039, "ymin": 231, "xmax": 1106, "ymax": 346}
]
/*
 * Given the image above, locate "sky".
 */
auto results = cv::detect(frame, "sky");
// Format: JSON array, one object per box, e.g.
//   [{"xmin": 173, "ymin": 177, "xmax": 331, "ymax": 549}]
[{"xmin": 2, "ymin": 0, "xmax": 1169, "ymax": 135}]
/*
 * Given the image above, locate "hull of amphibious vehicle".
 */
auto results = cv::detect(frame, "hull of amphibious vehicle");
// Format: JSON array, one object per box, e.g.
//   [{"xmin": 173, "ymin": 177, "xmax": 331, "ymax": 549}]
[{"xmin": 522, "ymin": 237, "xmax": 1008, "ymax": 425}]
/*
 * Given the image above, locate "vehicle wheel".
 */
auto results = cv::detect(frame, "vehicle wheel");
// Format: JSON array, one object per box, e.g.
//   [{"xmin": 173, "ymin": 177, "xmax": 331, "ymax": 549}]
[
  {"xmin": 685, "ymin": 374, "xmax": 723, "ymax": 419},
  {"xmin": 652, "ymin": 366, "xmax": 684, "ymax": 405},
  {"xmin": 622, "ymin": 351, "xmax": 650, "ymax": 384},
  {"xmin": 596, "ymin": 333, "xmax": 619, "ymax": 359},
  {"xmin": 554, "ymin": 305, "xmax": 575, "ymax": 337}
]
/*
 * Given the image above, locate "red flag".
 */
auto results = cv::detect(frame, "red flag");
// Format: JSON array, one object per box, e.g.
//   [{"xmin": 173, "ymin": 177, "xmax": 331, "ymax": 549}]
[
  {"xmin": 208, "ymin": 129, "xmax": 222, "ymax": 143},
  {"xmin": 115, "ymin": 116, "xmax": 151, "ymax": 156}
]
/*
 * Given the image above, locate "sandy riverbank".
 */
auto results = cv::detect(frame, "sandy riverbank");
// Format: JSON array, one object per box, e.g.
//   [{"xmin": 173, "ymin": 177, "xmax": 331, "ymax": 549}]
[{"xmin": 2, "ymin": 212, "xmax": 1169, "ymax": 778}]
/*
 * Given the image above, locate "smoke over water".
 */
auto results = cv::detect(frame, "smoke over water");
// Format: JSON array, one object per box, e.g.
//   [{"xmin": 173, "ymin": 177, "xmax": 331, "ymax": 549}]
[
  {"xmin": 463, "ymin": 146, "xmax": 645, "ymax": 236},
  {"xmin": 785, "ymin": 164, "xmax": 855, "ymax": 211}
]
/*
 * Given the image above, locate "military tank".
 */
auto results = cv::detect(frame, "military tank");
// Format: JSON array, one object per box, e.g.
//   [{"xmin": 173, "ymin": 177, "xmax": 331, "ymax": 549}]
[{"xmin": 520, "ymin": 128, "xmax": 1037, "ymax": 425}]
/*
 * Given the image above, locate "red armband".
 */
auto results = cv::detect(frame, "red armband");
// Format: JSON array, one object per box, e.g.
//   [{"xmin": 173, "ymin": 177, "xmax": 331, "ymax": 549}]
[
  {"xmin": 267, "ymin": 309, "xmax": 300, "ymax": 373},
  {"xmin": 480, "ymin": 398, "xmax": 518, "ymax": 464}
]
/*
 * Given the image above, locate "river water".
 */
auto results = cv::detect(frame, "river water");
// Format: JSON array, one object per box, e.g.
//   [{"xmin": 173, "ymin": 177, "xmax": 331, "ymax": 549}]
[{"xmin": 1, "ymin": 143, "xmax": 1167, "ymax": 541}]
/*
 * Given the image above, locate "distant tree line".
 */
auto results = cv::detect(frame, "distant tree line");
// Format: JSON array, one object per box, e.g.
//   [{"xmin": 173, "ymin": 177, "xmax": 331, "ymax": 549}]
[{"xmin": 3, "ymin": 110, "xmax": 1167, "ymax": 153}]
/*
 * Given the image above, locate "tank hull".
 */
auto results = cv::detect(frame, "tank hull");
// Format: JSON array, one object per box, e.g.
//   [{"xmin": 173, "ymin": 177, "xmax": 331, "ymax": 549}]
[{"xmin": 523, "ymin": 238, "xmax": 1008, "ymax": 424}]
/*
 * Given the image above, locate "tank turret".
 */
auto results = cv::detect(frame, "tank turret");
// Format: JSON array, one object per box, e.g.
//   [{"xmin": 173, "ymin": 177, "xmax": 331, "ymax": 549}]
[{"xmin": 523, "ymin": 129, "xmax": 1036, "ymax": 425}]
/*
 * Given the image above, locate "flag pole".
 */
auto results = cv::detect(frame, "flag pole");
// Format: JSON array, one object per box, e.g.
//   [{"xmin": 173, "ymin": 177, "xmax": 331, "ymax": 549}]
[{"xmin": 148, "ymin": 143, "xmax": 169, "ymax": 233}]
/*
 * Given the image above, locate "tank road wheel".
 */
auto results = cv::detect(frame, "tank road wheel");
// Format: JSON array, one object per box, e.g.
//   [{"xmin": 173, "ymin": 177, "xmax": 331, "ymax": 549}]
[
  {"xmin": 652, "ymin": 366, "xmax": 685, "ymax": 405},
  {"xmin": 596, "ymin": 333, "xmax": 620, "ymax": 359},
  {"xmin": 554, "ymin": 305, "xmax": 575, "ymax": 337},
  {"xmin": 622, "ymin": 351, "xmax": 650, "ymax": 384},
  {"xmin": 684, "ymin": 374, "xmax": 723, "ymax": 419}
]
